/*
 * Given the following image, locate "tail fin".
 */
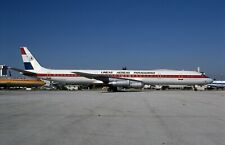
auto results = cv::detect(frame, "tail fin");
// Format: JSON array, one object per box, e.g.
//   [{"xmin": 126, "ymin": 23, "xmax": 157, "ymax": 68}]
[{"xmin": 20, "ymin": 47, "xmax": 45, "ymax": 71}]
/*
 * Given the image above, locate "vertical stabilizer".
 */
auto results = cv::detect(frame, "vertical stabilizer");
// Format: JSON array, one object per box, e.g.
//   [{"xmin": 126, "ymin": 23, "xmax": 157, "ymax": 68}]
[{"xmin": 20, "ymin": 47, "xmax": 45, "ymax": 72}]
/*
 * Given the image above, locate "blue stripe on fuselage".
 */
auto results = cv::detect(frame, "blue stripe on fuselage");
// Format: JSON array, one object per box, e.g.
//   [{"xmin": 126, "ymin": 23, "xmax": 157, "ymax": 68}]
[{"xmin": 24, "ymin": 62, "xmax": 34, "ymax": 70}]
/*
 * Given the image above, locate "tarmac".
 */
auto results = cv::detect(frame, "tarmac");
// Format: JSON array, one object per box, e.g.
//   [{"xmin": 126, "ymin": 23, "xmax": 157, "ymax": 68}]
[{"xmin": 0, "ymin": 90, "xmax": 224, "ymax": 145}]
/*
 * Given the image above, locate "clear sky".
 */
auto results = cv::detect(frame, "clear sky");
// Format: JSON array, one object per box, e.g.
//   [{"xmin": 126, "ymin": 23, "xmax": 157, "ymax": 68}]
[{"xmin": 0, "ymin": 0, "xmax": 224, "ymax": 79}]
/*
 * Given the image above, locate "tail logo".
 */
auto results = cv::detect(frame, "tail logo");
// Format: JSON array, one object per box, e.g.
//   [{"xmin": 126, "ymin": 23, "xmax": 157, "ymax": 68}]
[
  {"xmin": 20, "ymin": 48, "xmax": 26, "ymax": 55},
  {"xmin": 20, "ymin": 47, "xmax": 43, "ymax": 71},
  {"xmin": 24, "ymin": 62, "xmax": 34, "ymax": 70}
]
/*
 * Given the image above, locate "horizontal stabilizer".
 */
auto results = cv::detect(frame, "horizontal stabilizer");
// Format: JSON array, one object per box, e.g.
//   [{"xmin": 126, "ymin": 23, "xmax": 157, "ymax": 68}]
[{"xmin": 10, "ymin": 67, "xmax": 37, "ymax": 77}]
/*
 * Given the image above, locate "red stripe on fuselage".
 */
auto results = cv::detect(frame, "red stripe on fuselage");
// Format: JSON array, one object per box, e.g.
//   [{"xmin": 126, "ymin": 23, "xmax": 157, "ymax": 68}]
[
  {"xmin": 37, "ymin": 74, "xmax": 80, "ymax": 77},
  {"xmin": 36, "ymin": 74, "xmax": 209, "ymax": 78}
]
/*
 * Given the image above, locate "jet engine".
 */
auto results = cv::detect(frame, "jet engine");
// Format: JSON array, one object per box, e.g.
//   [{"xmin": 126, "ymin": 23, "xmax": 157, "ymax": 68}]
[{"xmin": 109, "ymin": 80, "xmax": 144, "ymax": 88}]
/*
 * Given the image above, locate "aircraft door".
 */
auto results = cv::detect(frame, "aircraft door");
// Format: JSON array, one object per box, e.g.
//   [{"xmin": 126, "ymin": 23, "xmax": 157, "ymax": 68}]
[{"xmin": 178, "ymin": 74, "xmax": 183, "ymax": 81}]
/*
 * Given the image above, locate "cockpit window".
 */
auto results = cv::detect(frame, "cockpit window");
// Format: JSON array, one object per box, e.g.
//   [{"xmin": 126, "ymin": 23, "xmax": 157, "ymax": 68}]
[{"xmin": 201, "ymin": 72, "xmax": 206, "ymax": 75}]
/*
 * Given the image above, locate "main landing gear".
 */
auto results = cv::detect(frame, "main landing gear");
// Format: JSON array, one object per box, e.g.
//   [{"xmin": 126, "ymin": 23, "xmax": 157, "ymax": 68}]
[
  {"xmin": 107, "ymin": 86, "xmax": 118, "ymax": 92},
  {"xmin": 102, "ymin": 86, "xmax": 118, "ymax": 92}
]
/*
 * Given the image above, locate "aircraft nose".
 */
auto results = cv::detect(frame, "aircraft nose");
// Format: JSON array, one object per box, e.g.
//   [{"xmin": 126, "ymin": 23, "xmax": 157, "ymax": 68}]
[{"xmin": 207, "ymin": 78, "xmax": 213, "ymax": 84}]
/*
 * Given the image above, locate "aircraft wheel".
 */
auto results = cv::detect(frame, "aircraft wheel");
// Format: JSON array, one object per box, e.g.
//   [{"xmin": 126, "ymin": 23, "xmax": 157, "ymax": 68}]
[{"xmin": 107, "ymin": 87, "xmax": 118, "ymax": 92}]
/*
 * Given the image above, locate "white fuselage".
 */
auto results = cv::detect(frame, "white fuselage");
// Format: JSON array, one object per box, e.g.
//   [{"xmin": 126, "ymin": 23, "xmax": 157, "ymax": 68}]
[
  {"xmin": 19, "ymin": 47, "xmax": 213, "ymax": 88},
  {"xmin": 30, "ymin": 69, "xmax": 213, "ymax": 86}
]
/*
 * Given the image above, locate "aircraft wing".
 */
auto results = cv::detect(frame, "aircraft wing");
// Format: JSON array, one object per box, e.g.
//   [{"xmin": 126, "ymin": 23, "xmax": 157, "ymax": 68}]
[
  {"xmin": 9, "ymin": 67, "xmax": 37, "ymax": 77},
  {"xmin": 73, "ymin": 71, "xmax": 112, "ymax": 83},
  {"xmin": 73, "ymin": 71, "xmax": 143, "ymax": 83}
]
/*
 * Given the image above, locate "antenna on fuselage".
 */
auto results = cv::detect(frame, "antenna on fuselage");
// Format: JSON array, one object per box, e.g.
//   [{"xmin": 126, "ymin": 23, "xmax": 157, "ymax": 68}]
[{"xmin": 197, "ymin": 67, "xmax": 200, "ymax": 72}]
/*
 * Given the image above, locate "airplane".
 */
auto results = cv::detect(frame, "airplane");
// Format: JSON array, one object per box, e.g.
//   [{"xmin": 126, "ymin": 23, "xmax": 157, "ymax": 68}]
[
  {"xmin": 12, "ymin": 47, "xmax": 213, "ymax": 91},
  {"xmin": 207, "ymin": 81, "xmax": 225, "ymax": 89}
]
